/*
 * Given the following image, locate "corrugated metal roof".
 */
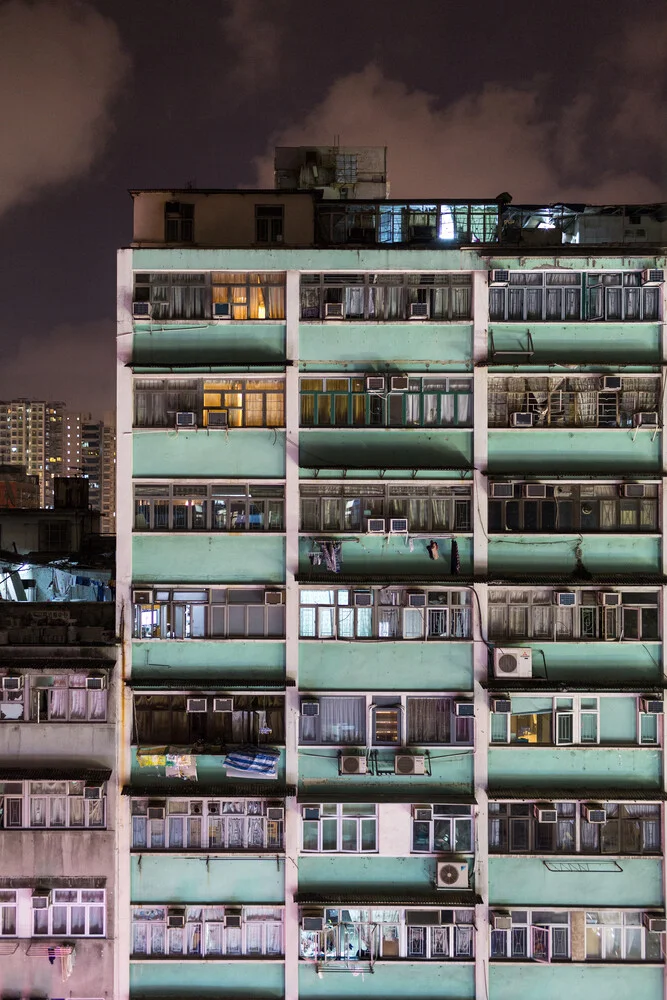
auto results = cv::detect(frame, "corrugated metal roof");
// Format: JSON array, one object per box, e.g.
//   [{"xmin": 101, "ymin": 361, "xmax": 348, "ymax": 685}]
[
  {"xmin": 0, "ymin": 767, "xmax": 111, "ymax": 782},
  {"xmin": 295, "ymin": 891, "xmax": 480, "ymax": 906},
  {"xmin": 485, "ymin": 681, "xmax": 664, "ymax": 693},
  {"xmin": 489, "ymin": 787, "xmax": 667, "ymax": 801},
  {"xmin": 0, "ymin": 877, "xmax": 105, "ymax": 889},
  {"xmin": 484, "ymin": 573, "xmax": 666, "ymax": 585},
  {"xmin": 128, "ymin": 679, "xmax": 292, "ymax": 691},
  {"xmin": 297, "ymin": 790, "xmax": 476, "ymax": 805},
  {"xmin": 124, "ymin": 783, "xmax": 296, "ymax": 798},
  {"xmin": 482, "ymin": 471, "xmax": 662, "ymax": 481}
]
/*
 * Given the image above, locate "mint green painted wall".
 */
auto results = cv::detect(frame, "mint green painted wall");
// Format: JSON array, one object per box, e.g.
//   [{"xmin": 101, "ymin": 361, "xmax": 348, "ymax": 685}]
[
  {"xmin": 299, "ymin": 322, "xmax": 472, "ymax": 368},
  {"xmin": 299, "ymin": 430, "xmax": 472, "ymax": 470},
  {"xmin": 489, "ymin": 858, "xmax": 663, "ymax": 907},
  {"xmin": 298, "ymin": 747, "xmax": 473, "ymax": 795},
  {"xmin": 298, "ymin": 855, "xmax": 470, "ymax": 894},
  {"xmin": 131, "ymin": 961, "xmax": 284, "ymax": 998},
  {"xmin": 133, "ymin": 247, "xmax": 487, "ymax": 272},
  {"xmin": 488, "ymin": 430, "xmax": 661, "ymax": 474},
  {"xmin": 132, "ymin": 640, "xmax": 285, "ymax": 679},
  {"xmin": 507, "ymin": 642, "xmax": 661, "ymax": 683},
  {"xmin": 132, "ymin": 322, "xmax": 285, "ymax": 365},
  {"xmin": 488, "ymin": 747, "xmax": 661, "ymax": 789},
  {"xmin": 488, "ymin": 964, "xmax": 662, "ymax": 1000},
  {"xmin": 300, "ymin": 467, "xmax": 471, "ymax": 481},
  {"xmin": 132, "ymin": 534, "xmax": 285, "ymax": 583},
  {"xmin": 131, "ymin": 749, "xmax": 286, "ymax": 787},
  {"xmin": 131, "ymin": 856, "xmax": 284, "ymax": 903},
  {"xmin": 133, "ymin": 430, "xmax": 286, "ymax": 478},
  {"xmin": 298, "ymin": 641, "xmax": 473, "ymax": 691},
  {"xmin": 299, "ymin": 961, "xmax": 474, "ymax": 999},
  {"xmin": 298, "ymin": 534, "xmax": 472, "ymax": 577},
  {"xmin": 489, "ymin": 323, "xmax": 660, "ymax": 363},
  {"xmin": 488, "ymin": 535, "xmax": 660, "ymax": 574}
]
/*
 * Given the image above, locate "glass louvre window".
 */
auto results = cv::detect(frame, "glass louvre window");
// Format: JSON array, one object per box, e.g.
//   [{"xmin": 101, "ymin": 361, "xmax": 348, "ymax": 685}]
[
  {"xmin": 300, "ymin": 376, "xmax": 472, "ymax": 427},
  {"xmin": 489, "ymin": 271, "xmax": 660, "ymax": 322},
  {"xmin": 298, "ymin": 589, "xmax": 472, "ymax": 640},
  {"xmin": 300, "ymin": 482, "xmax": 472, "ymax": 533},
  {"xmin": 301, "ymin": 804, "xmax": 377, "ymax": 852},
  {"xmin": 130, "ymin": 799, "xmax": 284, "ymax": 851},
  {"xmin": 488, "ymin": 482, "xmax": 659, "ymax": 534},
  {"xmin": 488, "ymin": 375, "xmax": 660, "ymax": 428},
  {"xmin": 134, "ymin": 483, "xmax": 285, "ymax": 532},
  {"xmin": 585, "ymin": 911, "xmax": 662, "ymax": 961},
  {"xmin": 133, "ymin": 377, "xmax": 285, "ymax": 428},
  {"xmin": 131, "ymin": 906, "xmax": 283, "ymax": 957},
  {"xmin": 488, "ymin": 589, "xmax": 660, "ymax": 641},
  {"xmin": 212, "ymin": 272, "xmax": 285, "ymax": 319},
  {"xmin": 133, "ymin": 694, "xmax": 285, "ymax": 746},
  {"xmin": 132, "ymin": 588, "xmax": 285, "ymax": 639},
  {"xmin": 412, "ymin": 805, "xmax": 474, "ymax": 853},
  {"xmin": 300, "ymin": 273, "xmax": 472, "ymax": 320},
  {"xmin": 33, "ymin": 889, "xmax": 105, "ymax": 937}
]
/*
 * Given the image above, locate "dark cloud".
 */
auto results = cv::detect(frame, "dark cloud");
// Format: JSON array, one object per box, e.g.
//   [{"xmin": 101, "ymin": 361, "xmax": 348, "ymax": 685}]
[{"xmin": 219, "ymin": 0, "xmax": 283, "ymax": 97}]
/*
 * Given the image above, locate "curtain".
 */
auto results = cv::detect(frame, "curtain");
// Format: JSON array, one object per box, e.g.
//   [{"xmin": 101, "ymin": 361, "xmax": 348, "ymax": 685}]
[
  {"xmin": 320, "ymin": 697, "xmax": 366, "ymax": 744},
  {"xmin": 407, "ymin": 697, "xmax": 450, "ymax": 743},
  {"xmin": 49, "ymin": 688, "xmax": 67, "ymax": 720}
]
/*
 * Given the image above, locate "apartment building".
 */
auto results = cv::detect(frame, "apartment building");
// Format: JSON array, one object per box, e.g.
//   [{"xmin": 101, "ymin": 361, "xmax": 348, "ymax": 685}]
[
  {"xmin": 117, "ymin": 147, "xmax": 667, "ymax": 1000},
  {"xmin": 0, "ymin": 400, "xmax": 66, "ymax": 507},
  {"xmin": 82, "ymin": 415, "xmax": 117, "ymax": 534}
]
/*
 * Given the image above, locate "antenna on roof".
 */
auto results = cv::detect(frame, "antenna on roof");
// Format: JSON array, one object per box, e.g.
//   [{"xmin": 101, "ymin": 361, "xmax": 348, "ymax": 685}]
[{"xmin": 333, "ymin": 134, "xmax": 340, "ymax": 149}]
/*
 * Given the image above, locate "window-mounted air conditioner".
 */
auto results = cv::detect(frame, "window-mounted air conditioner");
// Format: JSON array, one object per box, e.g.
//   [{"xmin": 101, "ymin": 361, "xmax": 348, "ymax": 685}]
[
  {"xmin": 367, "ymin": 518, "xmax": 386, "ymax": 534},
  {"xmin": 602, "ymin": 376, "xmax": 622, "ymax": 391},
  {"xmin": 436, "ymin": 861, "xmax": 469, "ymax": 890},
  {"xmin": 366, "ymin": 375, "xmax": 386, "ymax": 391},
  {"xmin": 534, "ymin": 803, "xmax": 558, "ymax": 823},
  {"xmin": 176, "ymin": 411, "xmax": 196, "ymax": 428},
  {"xmin": 186, "ymin": 697, "xmax": 207, "ymax": 713},
  {"xmin": 583, "ymin": 803, "xmax": 607, "ymax": 824},
  {"xmin": 490, "ymin": 270, "xmax": 510, "ymax": 286},
  {"xmin": 413, "ymin": 805, "xmax": 432, "ymax": 820},
  {"xmin": 1, "ymin": 676, "xmax": 22, "ymax": 691},
  {"xmin": 389, "ymin": 518, "xmax": 409, "ymax": 533},
  {"xmin": 31, "ymin": 891, "xmax": 51, "ymax": 909},
  {"xmin": 491, "ymin": 911, "xmax": 513, "ymax": 930},
  {"xmin": 524, "ymin": 483, "xmax": 547, "ymax": 499},
  {"xmin": 264, "ymin": 591, "xmax": 284, "ymax": 605},
  {"xmin": 213, "ymin": 697, "xmax": 234, "ymax": 713},
  {"xmin": 391, "ymin": 376, "xmax": 410, "ymax": 392},
  {"xmin": 324, "ymin": 302, "xmax": 344, "ymax": 319},
  {"xmin": 353, "ymin": 590, "xmax": 373, "ymax": 607},
  {"xmin": 167, "ymin": 910, "xmax": 186, "ymax": 928},
  {"xmin": 510, "ymin": 412, "xmax": 534, "ymax": 427},
  {"xmin": 554, "ymin": 591, "xmax": 577, "ymax": 607},
  {"xmin": 207, "ymin": 410, "xmax": 228, "ymax": 428},
  {"xmin": 641, "ymin": 698, "xmax": 664, "ymax": 714},
  {"xmin": 301, "ymin": 700, "xmax": 320, "ymax": 717},
  {"xmin": 491, "ymin": 482, "xmax": 515, "ymax": 499},
  {"xmin": 634, "ymin": 412, "xmax": 658, "ymax": 427},
  {"xmin": 225, "ymin": 913, "xmax": 242, "ymax": 928},
  {"xmin": 213, "ymin": 302, "xmax": 231, "ymax": 318},
  {"xmin": 147, "ymin": 805, "xmax": 166, "ymax": 820},
  {"xmin": 394, "ymin": 754, "xmax": 427, "ymax": 775},
  {"xmin": 598, "ymin": 591, "xmax": 620, "ymax": 606},
  {"xmin": 409, "ymin": 302, "xmax": 430, "ymax": 319},
  {"xmin": 493, "ymin": 647, "xmax": 532, "ymax": 679},
  {"xmin": 267, "ymin": 806, "xmax": 284, "ymax": 821},
  {"xmin": 132, "ymin": 589, "xmax": 153, "ymax": 604},
  {"xmin": 302, "ymin": 913, "xmax": 325, "ymax": 931},
  {"xmin": 641, "ymin": 269, "xmax": 664, "ymax": 286},
  {"xmin": 132, "ymin": 302, "xmax": 152, "ymax": 319},
  {"xmin": 85, "ymin": 676, "xmax": 106, "ymax": 690},
  {"xmin": 339, "ymin": 755, "xmax": 368, "ymax": 775},
  {"xmin": 454, "ymin": 700, "xmax": 474, "ymax": 718},
  {"xmin": 644, "ymin": 913, "xmax": 667, "ymax": 933},
  {"xmin": 408, "ymin": 591, "xmax": 427, "ymax": 608},
  {"xmin": 491, "ymin": 698, "xmax": 512, "ymax": 714},
  {"xmin": 622, "ymin": 483, "xmax": 646, "ymax": 498}
]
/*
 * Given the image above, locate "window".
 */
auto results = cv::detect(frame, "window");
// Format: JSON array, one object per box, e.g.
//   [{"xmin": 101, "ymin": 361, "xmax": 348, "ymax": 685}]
[
  {"xmin": 131, "ymin": 798, "xmax": 283, "ymax": 851},
  {"xmin": 33, "ymin": 888, "xmax": 105, "ymax": 937},
  {"xmin": 134, "ymin": 483, "xmax": 284, "ymax": 532},
  {"xmin": 587, "ymin": 273, "xmax": 660, "ymax": 322},
  {"xmin": 37, "ymin": 520, "xmax": 70, "ymax": 552},
  {"xmin": 412, "ymin": 804, "xmax": 473, "ymax": 853},
  {"xmin": 255, "ymin": 206, "xmax": 284, "ymax": 244},
  {"xmin": 134, "ymin": 273, "xmax": 207, "ymax": 320},
  {"xmin": 300, "ymin": 376, "xmax": 472, "ymax": 428},
  {"xmin": 490, "ymin": 802, "xmax": 578, "ymax": 854},
  {"xmin": 298, "ymin": 695, "xmax": 473, "ymax": 747},
  {"xmin": 212, "ymin": 271, "xmax": 285, "ymax": 318},
  {"xmin": 164, "ymin": 201, "xmax": 194, "ymax": 242},
  {"xmin": 133, "ymin": 272, "xmax": 285, "ymax": 321},
  {"xmin": 580, "ymin": 804, "xmax": 662, "ymax": 854},
  {"xmin": 300, "ymin": 273, "xmax": 472, "ymax": 321},
  {"xmin": 0, "ymin": 780, "xmax": 106, "ymax": 829},
  {"xmin": 131, "ymin": 905, "xmax": 283, "ymax": 957},
  {"xmin": 133, "ymin": 587, "xmax": 285, "ymax": 639},
  {"xmin": 488, "ymin": 375, "xmax": 660, "ymax": 428},
  {"xmin": 489, "ymin": 271, "xmax": 660, "ymax": 322},
  {"xmin": 488, "ymin": 589, "xmax": 660, "ymax": 641},
  {"xmin": 488, "ymin": 482, "xmax": 659, "ymax": 534},
  {"xmin": 301, "ymin": 803, "xmax": 377, "ymax": 852},
  {"xmin": 586, "ymin": 911, "xmax": 663, "ymax": 961},
  {"xmin": 133, "ymin": 694, "xmax": 284, "ymax": 746},
  {"xmin": 0, "ymin": 674, "xmax": 109, "ymax": 723},
  {"xmin": 490, "ymin": 697, "xmax": 599, "ymax": 746},
  {"xmin": 299, "ymin": 589, "xmax": 472, "ymax": 640},
  {"xmin": 300, "ymin": 482, "xmax": 471, "ymax": 533},
  {"xmin": 490, "ymin": 910, "xmax": 569, "ymax": 961},
  {"xmin": 300, "ymin": 696, "xmax": 366, "ymax": 745},
  {"xmin": 299, "ymin": 907, "xmax": 475, "ymax": 962},
  {"xmin": 315, "ymin": 200, "xmax": 498, "ymax": 245},
  {"xmin": 0, "ymin": 891, "xmax": 16, "ymax": 935},
  {"xmin": 133, "ymin": 377, "xmax": 285, "ymax": 428}
]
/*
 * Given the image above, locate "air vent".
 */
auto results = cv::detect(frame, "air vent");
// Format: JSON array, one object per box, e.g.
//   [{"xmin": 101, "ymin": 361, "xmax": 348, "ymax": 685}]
[
  {"xmin": 491, "ymin": 482, "xmax": 515, "ymax": 499},
  {"xmin": 534, "ymin": 803, "xmax": 558, "ymax": 823},
  {"xmin": 213, "ymin": 697, "xmax": 234, "ymax": 713},
  {"xmin": 390, "ymin": 376, "xmax": 410, "ymax": 392},
  {"xmin": 176, "ymin": 411, "xmax": 196, "ymax": 428},
  {"xmin": 493, "ymin": 648, "xmax": 532, "ymax": 678},
  {"xmin": 394, "ymin": 754, "xmax": 427, "ymax": 775},
  {"xmin": 554, "ymin": 591, "xmax": 577, "ymax": 607},
  {"xmin": 510, "ymin": 412, "xmax": 534, "ymax": 427},
  {"xmin": 339, "ymin": 755, "xmax": 368, "ymax": 775},
  {"xmin": 190, "ymin": 801, "xmax": 203, "ymax": 815},
  {"xmin": 367, "ymin": 518, "xmax": 386, "ymax": 534},
  {"xmin": 491, "ymin": 698, "xmax": 512, "ymax": 714},
  {"xmin": 186, "ymin": 697, "xmax": 207, "ymax": 713},
  {"xmin": 436, "ymin": 862, "xmax": 469, "ymax": 890}
]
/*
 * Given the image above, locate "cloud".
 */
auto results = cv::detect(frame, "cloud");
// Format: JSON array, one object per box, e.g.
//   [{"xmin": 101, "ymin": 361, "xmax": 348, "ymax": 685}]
[
  {"xmin": 0, "ymin": 320, "xmax": 115, "ymax": 417},
  {"xmin": 0, "ymin": 0, "xmax": 129, "ymax": 218},
  {"xmin": 219, "ymin": 0, "xmax": 282, "ymax": 95}
]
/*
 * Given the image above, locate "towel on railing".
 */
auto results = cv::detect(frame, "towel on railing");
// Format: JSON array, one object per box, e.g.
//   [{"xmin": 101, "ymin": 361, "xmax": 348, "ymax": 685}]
[{"xmin": 225, "ymin": 746, "xmax": 280, "ymax": 777}]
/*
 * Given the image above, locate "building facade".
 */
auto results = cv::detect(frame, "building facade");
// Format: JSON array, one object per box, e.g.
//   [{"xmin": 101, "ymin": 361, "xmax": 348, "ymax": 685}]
[
  {"xmin": 117, "ymin": 157, "xmax": 667, "ymax": 1000},
  {"xmin": 0, "ymin": 400, "xmax": 66, "ymax": 507},
  {"xmin": 83, "ymin": 415, "xmax": 117, "ymax": 534}
]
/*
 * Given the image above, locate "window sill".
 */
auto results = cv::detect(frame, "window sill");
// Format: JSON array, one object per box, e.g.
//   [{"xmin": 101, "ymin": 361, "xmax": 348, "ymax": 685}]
[
  {"xmin": 299, "ymin": 319, "xmax": 473, "ymax": 326},
  {"xmin": 129, "ymin": 848, "xmax": 284, "ymax": 856},
  {"xmin": 300, "ymin": 425, "xmax": 473, "ymax": 432},
  {"xmin": 132, "ymin": 426, "xmax": 286, "ymax": 433},
  {"xmin": 489, "ymin": 851, "xmax": 662, "ymax": 859},
  {"xmin": 490, "ymin": 743, "xmax": 658, "ymax": 749},
  {"xmin": 298, "ymin": 637, "xmax": 473, "ymax": 643},
  {"xmin": 488, "ymin": 532, "xmax": 661, "ymax": 539},
  {"xmin": 131, "ymin": 636, "xmax": 286, "ymax": 642},
  {"xmin": 133, "ymin": 529, "xmax": 287, "ymax": 536},
  {"xmin": 130, "ymin": 955, "xmax": 285, "ymax": 963},
  {"xmin": 491, "ymin": 426, "xmax": 661, "ymax": 432}
]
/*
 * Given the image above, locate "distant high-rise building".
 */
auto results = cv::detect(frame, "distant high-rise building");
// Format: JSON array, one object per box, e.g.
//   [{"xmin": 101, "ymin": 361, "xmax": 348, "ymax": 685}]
[
  {"xmin": 0, "ymin": 399, "xmax": 66, "ymax": 506},
  {"xmin": 82, "ymin": 415, "xmax": 116, "ymax": 533}
]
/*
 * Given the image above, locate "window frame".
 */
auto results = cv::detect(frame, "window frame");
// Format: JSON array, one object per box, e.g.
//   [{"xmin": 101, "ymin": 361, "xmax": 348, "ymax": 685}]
[
  {"xmin": 134, "ymin": 482, "xmax": 285, "ymax": 533},
  {"xmin": 489, "ymin": 270, "xmax": 660, "ymax": 323},
  {"xmin": 131, "ymin": 904, "xmax": 284, "ymax": 957},
  {"xmin": 132, "ymin": 587, "xmax": 286, "ymax": 640},
  {"xmin": 33, "ymin": 888, "xmax": 106, "ymax": 938},
  {"xmin": 130, "ymin": 797, "xmax": 284, "ymax": 852},
  {"xmin": 300, "ymin": 481, "xmax": 472, "ymax": 534},
  {"xmin": 134, "ymin": 270, "xmax": 286, "ymax": 320},
  {"xmin": 300, "ymin": 803, "xmax": 378, "ymax": 853},
  {"xmin": 300, "ymin": 272, "xmax": 473, "ymax": 322},
  {"xmin": 133, "ymin": 376, "xmax": 286, "ymax": 429},
  {"xmin": 411, "ymin": 804, "xmax": 474, "ymax": 854}
]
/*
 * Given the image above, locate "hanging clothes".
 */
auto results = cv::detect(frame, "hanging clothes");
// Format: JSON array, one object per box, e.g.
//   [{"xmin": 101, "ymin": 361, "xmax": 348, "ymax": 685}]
[{"xmin": 451, "ymin": 539, "xmax": 461, "ymax": 575}]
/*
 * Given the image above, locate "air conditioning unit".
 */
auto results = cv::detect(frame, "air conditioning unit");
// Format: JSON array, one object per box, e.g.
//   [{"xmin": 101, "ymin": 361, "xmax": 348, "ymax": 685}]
[
  {"xmin": 147, "ymin": 806, "xmax": 166, "ymax": 820},
  {"xmin": 409, "ymin": 302, "xmax": 430, "ymax": 319},
  {"xmin": 634, "ymin": 412, "xmax": 658, "ymax": 427},
  {"xmin": 84, "ymin": 784, "xmax": 104, "ymax": 800},
  {"xmin": 598, "ymin": 591, "xmax": 621, "ymax": 607},
  {"xmin": 301, "ymin": 700, "xmax": 320, "ymax": 717},
  {"xmin": 389, "ymin": 518, "xmax": 409, "ymax": 533},
  {"xmin": 264, "ymin": 591, "xmax": 284, "ymax": 605},
  {"xmin": 524, "ymin": 483, "xmax": 547, "ymax": 499},
  {"xmin": 408, "ymin": 591, "xmax": 427, "ymax": 608},
  {"xmin": 490, "ymin": 270, "xmax": 510, "ymax": 285},
  {"xmin": 190, "ymin": 801, "xmax": 203, "ymax": 815},
  {"xmin": 491, "ymin": 482, "xmax": 515, "ymax": 499},
  {"xmin": 366, "ymin": 375, "xmax": 386, "ymax": 391},
  {"xmin": 186, "ymin": 697, "xmax": 207, "ymax": 713},
  {"xmin": 167, "ymin": 911, "xmax": 186, "ymax": 928},
  {"xmin": 602, "ymin": 376, "xmax": 622, "ymax": 391},
  {"xmin": 534, "ymin": 803, "xmax": 558, "ymax": 823},
  {"xmin": 207, "ymin": 410, "xmax": 228, "ymax": 428},
  {"xmin": 213, "ymin": 302, "xmax": 231, "ymax": 318},
  {"xmin": 225, "ymin": 913, "xmax": 242, "ymax": 928},
  {"xmin": 622, "ymin": 483, "xmax": 646, "ymax": 498},
  {"xmin": 267, "ymin": 806, "xmax": 284, "ymax": 821},
  {"xmin": 132, "ymin": 301, "xmax": 152, "ymax": 319},
  {"xmin": 132, "ymin": 589, "xmax": 153, "ymax": 604},
  {"xmin": 454, "ymin": 700, "xmax": 474, "ymax": 717},
  {"xmin": 353, "ymin": 590, "xmax": 373, "ymax": 607},
  {"xmin": 390, "ymin": 376, "xmax": 410, "ymax": 392},
  {"xmin": 1, "ymin": 676, "xmax": 22, "ymax": 691},
  {"xmin": 324, "ymin": 302, "xmax": 344, "ymax": 319},
  {"xmin": 436, "ymin": 861, "xmax": 469, "ymax": 890},
  {"xmin": 510, "ymin": 412, "xmax": 534, "ymax": 427},
  {"xmin": 176, "ymin": 411, "xmax": 196, "ymax": 428},
  {"xmin": 85, "ymin": 676, "xmax": 106, "ymax": 690},
  {"xmin": 339, "ymin": 755, "xmax": 368, "ymax": 775},
  {"xmin": 367, "ymin": 518, "xmax": 386, "ymax": 534},
  {"xmin": 491, "ymin": 698, "xmax": 512, "ymax": 714},
  {"xmin": 493, "ymin": 648, "xmax": 532, "ymax": 678},
  {"xmin": 394, "ymin": 754, "xmax": 427, "ymax": 775},
  {"xmin": 644, "ymin": 913, "xmax": 667, "ymax": 933},
  {"xmin": 302, "ymin": 914, "xmax": 324, "ymax": 931},
  {"xmin": 491, "ymin": 911, "xmax": 513, "ymax": 930},
  {"xmin": 554, "ymin": 591, "xmax": 577, "ymax": 607},
  {"xmin": 641, "ymin": 269, "xmax": 664, "ymax": 286},
  {"xmin": 413, "ymin": 806, "xmax": 432, "ymax": 820},
  {"xmin": 31, "ymin": 891, "xmax": 51, "ymax": 909},
  {"xmin": 641, "ymin": 698, "xmax": 664, "ymax": 714},
  {"xmin": 208, "ymin": 802, "xmax": 220, "ymax": 815},
  {"xmin": 583, "ymin": 803, "xmax": 607, "ymax": 824},
  {"xmin": 213, "ymin": 697, "xmax": 234, "ymax": 713}
]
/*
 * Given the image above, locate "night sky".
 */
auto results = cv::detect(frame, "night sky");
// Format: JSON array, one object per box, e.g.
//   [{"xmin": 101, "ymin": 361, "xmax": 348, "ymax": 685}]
[{"xmin": 0, "ymin": 0, "xmax": 665, "ymax": 415}]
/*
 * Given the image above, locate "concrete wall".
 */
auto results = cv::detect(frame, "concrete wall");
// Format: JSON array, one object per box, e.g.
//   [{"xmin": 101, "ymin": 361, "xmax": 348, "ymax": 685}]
[
  {"xmin": 133, "ymin": 429, "xmax": 286, "ymax": 478},
  {"xmin": 299, "ymin": 641, "xmax": 473, "ymax": 691},
  {"xmin": 132, "ymin": 534, "xmax": 286, "ymax": 583}
]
